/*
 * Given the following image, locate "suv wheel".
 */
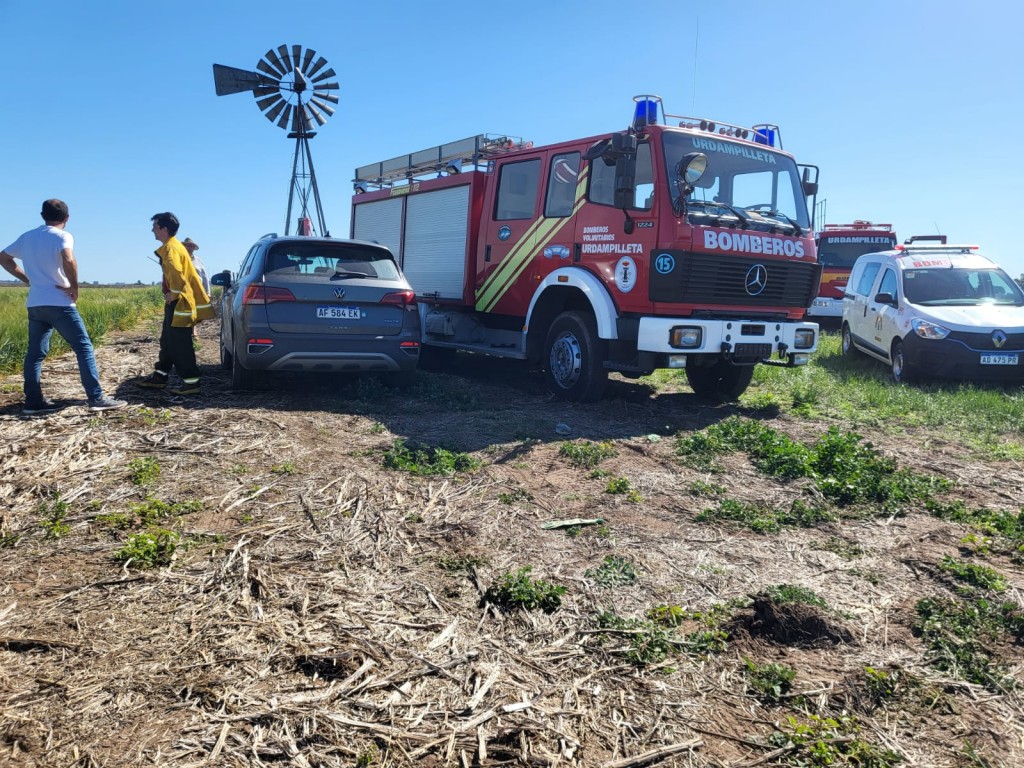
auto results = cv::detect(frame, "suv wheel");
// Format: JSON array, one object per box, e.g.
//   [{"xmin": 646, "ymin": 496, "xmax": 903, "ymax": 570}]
[
  {"xmin": 890, "ymin": 340, "xmax": 915, "ymax": 384},
  {"xmin": 231, "ymin": 340, "xmax": 255, "ymax": 390}
]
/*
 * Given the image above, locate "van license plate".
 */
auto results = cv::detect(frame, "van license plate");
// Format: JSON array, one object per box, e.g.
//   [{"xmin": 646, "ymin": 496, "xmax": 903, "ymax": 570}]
[
  {"xmin": 980, "ymin": 353, "xmax": 1018, "ymax": 365},
  {"xmin": 317, "ymin": 306, "xmax": 360, "ymax": 319}
]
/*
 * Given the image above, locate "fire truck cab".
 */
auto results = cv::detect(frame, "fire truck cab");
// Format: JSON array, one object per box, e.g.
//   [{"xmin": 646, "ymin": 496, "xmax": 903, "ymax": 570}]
[{"xmin": 351, "ymin": 96, "xmax": 821, "ymax": 401}]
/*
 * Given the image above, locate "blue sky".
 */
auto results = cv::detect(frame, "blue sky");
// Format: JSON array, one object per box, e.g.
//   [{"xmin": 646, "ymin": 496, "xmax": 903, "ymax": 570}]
[{"xmin": 1, "ymin": 0, "xmax": 1022, "ymax": 284}]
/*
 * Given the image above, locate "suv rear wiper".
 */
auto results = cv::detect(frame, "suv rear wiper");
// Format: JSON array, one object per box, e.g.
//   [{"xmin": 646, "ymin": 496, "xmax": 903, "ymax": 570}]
[{"xmin": 330, "ymin": 271, "xmax": 372, "ymax": 280}]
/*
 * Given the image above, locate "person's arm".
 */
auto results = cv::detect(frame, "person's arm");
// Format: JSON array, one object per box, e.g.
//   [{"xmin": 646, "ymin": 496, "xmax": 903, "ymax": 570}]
[
  {"xmin": 59, "ymin": 247, "xmax": 80, "ymax": 302},
  {"xmin": 0, "ymin": 250, "xmax": 29, "ymax": 285}
]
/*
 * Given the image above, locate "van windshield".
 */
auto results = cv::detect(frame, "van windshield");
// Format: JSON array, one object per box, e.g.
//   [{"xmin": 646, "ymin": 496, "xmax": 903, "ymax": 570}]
[{"xmin": 903, "ymin": 267, "xmax": 1024, "ymax": 306}]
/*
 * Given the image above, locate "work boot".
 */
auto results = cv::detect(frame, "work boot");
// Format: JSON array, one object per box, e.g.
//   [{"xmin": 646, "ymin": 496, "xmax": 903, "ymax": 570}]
[{"xmin": 137, "ymin": 372, "xmax": 168, "ymax": 389}]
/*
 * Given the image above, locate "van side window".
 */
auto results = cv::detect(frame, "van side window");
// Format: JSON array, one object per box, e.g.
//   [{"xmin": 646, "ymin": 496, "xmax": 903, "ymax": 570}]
[
  {"xmin": 495, "ymin": 159, "xmax": 541, "ymax": 220},
  {"xmin": 588, "ymin": 141, "xmax": 653, "ymax": 210},
  {"xmin": 855, "ymin": 262, "xmax": 882, "ymax": 297},
  {"xmin": 544, "ymin": 152, "xmax": 581, "ymax": 218},
  {"xmin": 878, "ymin": 269, "xmax": 897, "ymax": 298}
]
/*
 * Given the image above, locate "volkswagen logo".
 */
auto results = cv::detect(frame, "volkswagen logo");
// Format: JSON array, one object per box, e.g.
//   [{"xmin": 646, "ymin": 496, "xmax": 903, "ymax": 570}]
[
  {"xmin": 744, "ymin": 264, "xmax": 768, "ymax": 296},
  {"xmin": 992, "ymin": 329, "xmax": 1007, "ymax": 349},
  {"xmin": 333, "ymin": 287, "xmax": 346, "ymax": 299}
]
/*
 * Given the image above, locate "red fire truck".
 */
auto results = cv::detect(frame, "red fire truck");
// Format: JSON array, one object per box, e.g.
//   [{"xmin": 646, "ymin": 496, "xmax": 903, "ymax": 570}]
[
  {"xmin": 350, "ymin": 96, "xmax": 821, "ymax": 401},
  {"xmin": 808, "ymin": 221, "xmax": 897, "ymax": 320}
]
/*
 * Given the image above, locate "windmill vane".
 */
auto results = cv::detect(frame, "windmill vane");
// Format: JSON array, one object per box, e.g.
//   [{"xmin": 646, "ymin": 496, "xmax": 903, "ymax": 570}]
[{"xmin": 212, "ymin": 45, "xmax": 338, "ymax": 236}]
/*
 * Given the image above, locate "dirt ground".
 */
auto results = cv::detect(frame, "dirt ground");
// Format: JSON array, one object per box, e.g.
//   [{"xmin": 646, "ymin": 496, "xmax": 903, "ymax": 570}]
[{"xmin": 1, "ymin": 322, "xmax": 1022, "ymax": 767}]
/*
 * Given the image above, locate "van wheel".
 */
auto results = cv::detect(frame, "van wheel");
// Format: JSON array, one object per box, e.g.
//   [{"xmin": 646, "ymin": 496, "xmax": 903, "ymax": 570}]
[
  {"xmin": 686, "ymin": 360, "xmax": 755, "ymax": 400},
  {"xmin": 890, "ymin": 340, "xmax": 915, "ymax": 384},
  {"xmin": 841, "ymin": 322, "xmax": 856, "ymax": 356},
  {"xmin": 231, "ymin": 342, "xmax": 255, "ymax": 390},
  {"xmin": 544, "ymin": 311, "xmax": 608, "ymax": 402}
]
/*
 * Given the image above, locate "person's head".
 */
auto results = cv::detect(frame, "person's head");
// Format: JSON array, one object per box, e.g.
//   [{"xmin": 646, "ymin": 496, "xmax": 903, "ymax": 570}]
[
  {"xmin": 182, "ymin": 237, "xmax": 198, "ymax": 255},
  {"xmin": 150, "ymin": 212, "xmax": 180, "ymax": 243},
  {"xmin": 41, "ymin": 199, "xmax": 69, "ymax": 226}
]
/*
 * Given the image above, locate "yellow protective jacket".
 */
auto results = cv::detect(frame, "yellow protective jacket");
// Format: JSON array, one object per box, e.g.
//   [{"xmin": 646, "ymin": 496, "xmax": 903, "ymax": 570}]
[{"xmin": 156, "ymin": 237, "xmax": 215, "ymax": 328}]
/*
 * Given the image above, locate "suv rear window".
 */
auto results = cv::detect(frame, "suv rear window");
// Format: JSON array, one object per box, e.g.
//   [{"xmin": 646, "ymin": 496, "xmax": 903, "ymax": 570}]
[{"xmin": 264, "ymin": 243, "xmax": 400, "ymax": 280}]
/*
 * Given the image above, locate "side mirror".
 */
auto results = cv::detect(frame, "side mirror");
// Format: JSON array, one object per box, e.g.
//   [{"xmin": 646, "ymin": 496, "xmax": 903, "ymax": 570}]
[
  {"xmin": 802, "ymin": 179, "xmax": 819, "ymax": 196},
  {"xmin": 873, "ymin": 292, "xmax": 897, "ymax": 306},
  {"xmin": 211, "ymin": 270, "xmax": 232, "ymax": 289}
]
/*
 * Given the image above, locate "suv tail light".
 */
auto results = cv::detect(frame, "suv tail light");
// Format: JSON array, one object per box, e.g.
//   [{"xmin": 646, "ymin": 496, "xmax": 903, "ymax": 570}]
[
  {"xmin": 380, "ymin": 290, "xmax": 417, "ymax": 307},
  {"xmin": 242, "ymin": 285, "xmax": 296, "ymax": 305}
]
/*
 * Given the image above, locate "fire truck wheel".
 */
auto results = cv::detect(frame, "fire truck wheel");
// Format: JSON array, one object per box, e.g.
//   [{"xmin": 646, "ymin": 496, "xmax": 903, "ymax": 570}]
[
  {"xmin": 544, "ymin": 311, "xmax": 608, "ymax": 402},
  {"xmin": 685, "ymin": 360, "xmax": 754, "ymax": 400},
  {"xmin": 841, "ymin": 322, "xmax": 856, "ymax": 357}
]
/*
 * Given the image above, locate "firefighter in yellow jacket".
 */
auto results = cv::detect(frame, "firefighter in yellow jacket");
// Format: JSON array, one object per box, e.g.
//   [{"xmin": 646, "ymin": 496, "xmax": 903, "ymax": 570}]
[{"xmin": 137, "ymin": 212, "xmax": 214, "ymax": 395}]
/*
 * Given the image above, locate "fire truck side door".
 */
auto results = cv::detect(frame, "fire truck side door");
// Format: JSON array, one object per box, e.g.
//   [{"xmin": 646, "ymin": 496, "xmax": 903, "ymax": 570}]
[{"xmin": 475, "ymin": 157, "xmax": 543, "ymax": 313}]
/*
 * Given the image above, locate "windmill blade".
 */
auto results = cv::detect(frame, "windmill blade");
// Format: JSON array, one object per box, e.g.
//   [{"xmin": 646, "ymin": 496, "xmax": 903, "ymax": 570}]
[
  {"xmin": 305, "ymin": 103, "xmax": 328, "ymax": 126},
  {"xmin": 306, "ymin": 56, "xmax": 329, "ymax": 80},
  {"xmin": 264, "ymin": 99, "xmax": 288, "ymax": 124},
  {"xmin": 212, "ymin": 64, "xmax": 264, "ymax": 96},
  {"xmin": 291, "ymin": 45, "xmax": 304, "ymax": 72},
  {"xmin": 301, "ymin": 47, "xmax": 315, "ymax": 73},
  {"xmin": 256, "ymin": 58, "xmax": 283, "ymax": 80},
  {"xmin": 311, "ymin": 67, "xmax": 336, "ymax": 84},
  {"xmin": 310, "ymin": 97, "xmax": 336, "ymax": 117},
  {"xmin": 312, "ymin": 91, "xmax": 339, "ymax": 105},
  {"xmin": 277, "ymin": 45, "xmax": 293, "ymax": 72},
  {"xmin": 256, "ymin": 93, "xmax": 284, "ymax": 112},
  {"xmin": 276, "ymin": 103, "xmax": 294, "ymax": 130},
  {"xmin": 253, "ymin": 85, "xmax": 278, "ymax": 98},
  {"xmin": 262, "ymin": 48, "xmax": 288, "ymax": 77}
]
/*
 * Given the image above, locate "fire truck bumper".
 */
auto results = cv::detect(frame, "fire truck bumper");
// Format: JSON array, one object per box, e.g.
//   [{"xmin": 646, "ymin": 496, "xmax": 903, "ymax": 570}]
[{"xmin": 637, "ymin": 317, "xmax": 818, "ymax": 365}]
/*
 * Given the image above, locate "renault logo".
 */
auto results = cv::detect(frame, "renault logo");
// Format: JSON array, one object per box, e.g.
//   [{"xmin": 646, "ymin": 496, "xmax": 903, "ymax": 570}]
[
  {"xmin": 333, "ymin": 287, "xmax": 346, "ymax": 299},
  {"xmin": 993, "ymin": 329, "xmax": 1007, "ymax": 349},
  {"xmin": 745, "ymin": 264, "xmax": 767, "ymax": 296}
]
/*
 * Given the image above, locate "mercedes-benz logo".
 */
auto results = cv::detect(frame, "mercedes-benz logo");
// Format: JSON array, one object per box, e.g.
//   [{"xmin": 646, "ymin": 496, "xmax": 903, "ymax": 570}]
[
  {"xmin": 992, "ymin": 329, "xmax": 1007, "ymax": 349},
  {"xmin": 333, "ymin": 287, "xmax": 346, "ymax": 299},
  {"xmin": 744, "ymin": 264, "xmax": 767, "ymax": 296}
]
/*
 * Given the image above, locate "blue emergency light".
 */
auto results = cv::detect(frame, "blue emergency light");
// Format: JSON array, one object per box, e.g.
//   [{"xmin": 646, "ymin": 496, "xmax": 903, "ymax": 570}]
[
  {"xmin": 753, "ymin": 127, "xmax": 776, "ymax": 147},
  {"xmin": 632, "ymin": 95, "xmax": 661, "ymax": 130}
]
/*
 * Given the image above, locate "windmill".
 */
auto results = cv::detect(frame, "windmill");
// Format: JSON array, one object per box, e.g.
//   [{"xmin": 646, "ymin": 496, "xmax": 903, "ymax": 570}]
[{"xmin": 212, "ymin": 45, "xmax": 339, "ymax": 236}]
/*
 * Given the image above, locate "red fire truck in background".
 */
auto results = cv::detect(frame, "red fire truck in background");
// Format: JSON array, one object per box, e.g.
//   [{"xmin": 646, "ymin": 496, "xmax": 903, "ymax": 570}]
[
  {"xmin": 807, "ymin": 221, "xmax": 898, "ymax": 320},
  {"xmin": 350, "ymin": 96, "xmax": 821, "ymax": 401}
]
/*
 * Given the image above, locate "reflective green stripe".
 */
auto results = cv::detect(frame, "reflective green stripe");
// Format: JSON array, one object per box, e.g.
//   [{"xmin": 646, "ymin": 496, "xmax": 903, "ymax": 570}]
[{"xmin": 476, "ymin": 167, "xmax": 589, "ymax": 311}]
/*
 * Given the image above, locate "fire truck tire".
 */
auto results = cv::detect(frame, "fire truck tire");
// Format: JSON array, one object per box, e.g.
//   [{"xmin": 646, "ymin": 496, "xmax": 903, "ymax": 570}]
[
  {"xmin": 685, "ymin": 360, "xmax": 754, "ymax": 400},
  {"xmin": 544, "ymin": 311, "xmax": 608, "ymax": 402}
]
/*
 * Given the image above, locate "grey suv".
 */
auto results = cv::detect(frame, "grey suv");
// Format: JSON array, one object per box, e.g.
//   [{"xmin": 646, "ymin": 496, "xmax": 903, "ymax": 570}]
[{"xmin": 211, "ymin": 235, "xmax": 420, "ymax": 389}]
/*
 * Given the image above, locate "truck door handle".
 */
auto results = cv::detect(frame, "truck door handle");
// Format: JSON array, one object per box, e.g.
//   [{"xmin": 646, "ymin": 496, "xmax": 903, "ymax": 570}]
[
  {"xmin": 485, "ymin": 245, "xmax": 491, "ymax": 263},
  {"xmin": 574, "ymin": 243, "xmax": 582, "ymax": 263}
]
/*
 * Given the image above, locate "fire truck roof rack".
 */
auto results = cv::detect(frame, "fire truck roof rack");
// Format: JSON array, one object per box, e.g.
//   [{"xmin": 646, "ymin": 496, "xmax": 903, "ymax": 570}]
[
  {"xmin": 662, "ymin": 110, "xmax": 784, "ymax": 149},
  {"xmin": 822, "ymin": 221, "xmax": 894, "ymax": 232},
  {"xmin": 353, "ymin": 134, "xmax": 530, "ymax": 189}
]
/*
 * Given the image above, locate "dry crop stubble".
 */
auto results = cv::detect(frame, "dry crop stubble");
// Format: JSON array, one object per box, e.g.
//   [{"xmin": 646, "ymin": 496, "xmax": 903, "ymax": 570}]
[{"xmin": 0, "ymin": 325, "xmax": 1021, "ymax": 766}]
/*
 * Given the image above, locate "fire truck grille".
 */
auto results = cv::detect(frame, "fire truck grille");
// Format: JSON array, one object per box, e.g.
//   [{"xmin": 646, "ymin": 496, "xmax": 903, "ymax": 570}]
[{"xmin": 649, "ymin": 251, "xmax": 819, "ymax": 307}]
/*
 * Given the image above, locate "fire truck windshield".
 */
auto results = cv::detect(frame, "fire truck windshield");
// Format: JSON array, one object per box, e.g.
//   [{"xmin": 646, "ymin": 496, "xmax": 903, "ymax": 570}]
[
  {"xmin": 663, "ymin": 131, "xmax": 810, "ymax": 232},
  {"xmin": 818, "ymin": 239, "xmax": 896, "ymax": 268}
]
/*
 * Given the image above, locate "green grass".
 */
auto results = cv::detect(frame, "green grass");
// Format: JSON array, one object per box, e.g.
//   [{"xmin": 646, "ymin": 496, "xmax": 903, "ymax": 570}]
[
  {"xmin": 382, "ymin": 440, "xmax": 480, "ymax": 476},
  {"xmin": 643, "ymin": 332, "xmax": 1024, "ymax": 458},
  {"xmin": 483, "ymin": 566, "xmax": 566, "ymax": 613},
  {"xmin": 0, "ymin": 285, "xmax": 163, "ymax": 374}
]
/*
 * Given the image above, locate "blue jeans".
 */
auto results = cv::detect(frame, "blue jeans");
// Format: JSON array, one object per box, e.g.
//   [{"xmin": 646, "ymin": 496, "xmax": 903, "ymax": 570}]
[{"xmin": 25, "ymin": 305, "xmax": 104, "ymax": 403}]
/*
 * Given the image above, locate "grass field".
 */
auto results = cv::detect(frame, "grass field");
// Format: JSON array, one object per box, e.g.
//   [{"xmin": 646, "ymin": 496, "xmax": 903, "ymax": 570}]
[{"xmin": 0, "ymin": 285, "xmax": 162, "ymax": 374}]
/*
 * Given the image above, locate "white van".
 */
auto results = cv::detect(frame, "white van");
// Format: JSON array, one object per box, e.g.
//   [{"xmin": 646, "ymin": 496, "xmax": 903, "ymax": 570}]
[{"xmin": 841, "ymin": 244, "xmax": 1024, "ymax": 383}]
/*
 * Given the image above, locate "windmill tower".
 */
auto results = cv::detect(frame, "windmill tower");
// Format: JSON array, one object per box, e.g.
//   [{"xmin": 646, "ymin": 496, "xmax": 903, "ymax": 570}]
[{"xmin": 212, "ymin": 45, "xmax": 339, "ymax": 236}]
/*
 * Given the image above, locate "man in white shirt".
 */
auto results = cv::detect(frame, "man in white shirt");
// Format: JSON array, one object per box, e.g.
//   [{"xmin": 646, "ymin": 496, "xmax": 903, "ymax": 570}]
[{"xmin": 0, "ymin": 199, "xmax": 127, "ymax": 414}]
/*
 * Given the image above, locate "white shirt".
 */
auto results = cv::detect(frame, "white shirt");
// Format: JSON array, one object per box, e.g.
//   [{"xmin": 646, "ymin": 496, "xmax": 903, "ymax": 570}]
[{"xmin": 3, "ymin": 225, "xmax": 75, "ymax": 307}]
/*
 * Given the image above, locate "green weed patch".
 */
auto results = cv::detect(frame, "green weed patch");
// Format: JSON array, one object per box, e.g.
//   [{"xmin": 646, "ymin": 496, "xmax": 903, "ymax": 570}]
[
  {"xmin": 382, "ymin": 440, "xmax": 480, "ymax": 476},
  {"xmin": 558, "ymin": 440, "xmax": 616, "ymax": 469},
  {"xmin": 483, "ymin": 566, "xmax": 565, "ymax": 613}
]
